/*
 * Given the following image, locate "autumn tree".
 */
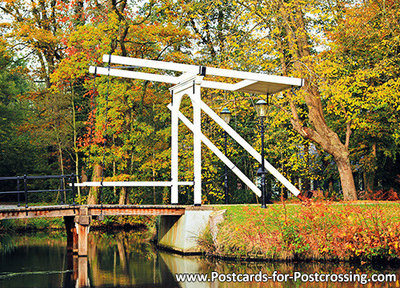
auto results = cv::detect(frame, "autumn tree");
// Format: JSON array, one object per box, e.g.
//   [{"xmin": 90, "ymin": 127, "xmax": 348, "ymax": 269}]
[
  {"xmin": 0, "ymin": 0, "xmax": 66, "ymax": 88},
  {"xmin": 0, "ymin": 0, "xmax": 91, "ymax": 186},
  {"xmin": 321, "ymin": 0, "xmax": 400, "ymax": 193},
  {"xmin": 228, "ymin": 0, "xmax": 359, "ymax": 200},
  {"xmin": 0, "ymin": 37, "xmax": 51, "ymax": 179},
  {"xmin": 52, "ymin": 0, "xmax": 195, "ymax": 204}
]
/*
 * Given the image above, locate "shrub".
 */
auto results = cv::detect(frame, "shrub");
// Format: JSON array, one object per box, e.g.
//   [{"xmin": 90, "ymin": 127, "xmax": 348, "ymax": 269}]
[{"xmin": 199, "ymin": 202, "xmax": 400, "ymax": 262}]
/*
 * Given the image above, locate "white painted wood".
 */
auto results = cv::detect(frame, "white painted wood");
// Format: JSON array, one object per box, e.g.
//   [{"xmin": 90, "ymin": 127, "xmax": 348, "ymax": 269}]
[
  {"xmin": 169, "ymin": 75, "xmax": 203, "ymax": 205},
  {"xmin": 102, "ymin": 55, "xmax": 200, "ymax": 74},
  {"xmin": 192, "ymin": 77, "xmax": 202, "ymax": 205},
  {"xmin": 195, "ymin": 99, "xmax": 301, "ymax": 196},
  {"xmin": 89, "ymin": 66, "xmax": 296, "ymax": 94},
  {"xmin": 169, "ymin": 76, "xmax": 200, "ymax": 94},
  {"xmin": 75, "ymin": 181, "xmax": 193, "ymax": 187},
  {"xmin": 170, "ymin": 90, "xmax": 179, "ymax": 204},
  {"xmin": 206, "ymin": 66, "xmax": 303, "ymax": 88},
  {"xmin": 89, "ymin": 66, "xmax": 179, "ymax": 84},
  {"xmin": 90, "ymin": 66, "xmax": 237, "ymax": 92},
  {"xmin": 167, "ymin": 104, "xmax": 262, "ymax": 197},
  {"xmin": 102, "ymin": 55, "xmax": 303, "ymax": 90},
  {"xmin": 88, "ymin": 55, "xmax": 302, "ymax": 203}
]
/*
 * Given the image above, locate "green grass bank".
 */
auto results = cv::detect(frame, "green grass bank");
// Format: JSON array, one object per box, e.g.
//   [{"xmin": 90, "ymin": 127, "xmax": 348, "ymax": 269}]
[
  {"xmin": 0, "ymin": 215, "xmax": 155, "ymax": 232},
  {"xmin": 200, "ymin": 201, "xmax": 400, "ymax": 263}
]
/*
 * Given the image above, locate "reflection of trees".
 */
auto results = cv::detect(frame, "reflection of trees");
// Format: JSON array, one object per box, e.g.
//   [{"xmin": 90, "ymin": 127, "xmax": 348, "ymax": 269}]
[
  {"xmin": 3, "ymin": 232, "xmax": 400, "ymax": 288},
  {"xmin": 116, "ymin": 237, "xmax": 128, "ymax": 272},
  {"xmin": 86, "ymin": 230, "xmax": 161, "ymax": 287}
]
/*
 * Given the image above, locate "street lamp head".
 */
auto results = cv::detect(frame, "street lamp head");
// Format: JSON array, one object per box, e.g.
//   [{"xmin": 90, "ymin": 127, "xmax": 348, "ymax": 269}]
[
  {"xmin": 220, "ymin": 107, "xmax": 232, "ymax": 124},
  {"xmin": 255, "ymin": 99, "xmax": 268, "ymax": 118}
]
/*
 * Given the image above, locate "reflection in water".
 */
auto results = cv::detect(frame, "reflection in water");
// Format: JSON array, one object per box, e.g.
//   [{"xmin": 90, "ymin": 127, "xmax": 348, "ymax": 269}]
[{"xmin": 0, "ymin": 231, "xmax": 399, "ymax": 287}]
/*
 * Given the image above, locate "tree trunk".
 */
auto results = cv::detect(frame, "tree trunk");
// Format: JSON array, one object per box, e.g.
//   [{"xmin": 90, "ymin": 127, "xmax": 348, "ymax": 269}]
[
  {"xmin": 88, "ymin": 164, "xmax": 102, "ymax": 204},
  {"xmin": 289, "ymin": 87, "xmax": 358, "ymax": 201},
  {"xmin": 71, "ymin": 94, "xmax": 81, "ymax": 197},
  {"xmin": 336, "ymin": 155, "xmax": 358, "ymax": 201},
  {"xmin": 58, "ymin": 143, "xmax": 66, "ymax": 202},
  {"xmin": 276, "ymin": 1, "xmax": 358, "ymax": 201},
  {"xmin": 365, "ymin": 142, "xmax": 377, "ymax": 192},
  {"xmin": 119, "ymin": 187, "xmax": 127, "ymax": 205},
  {"xmin": 364, "ymin": 172, "xmax": 374, "ymax": 192}
]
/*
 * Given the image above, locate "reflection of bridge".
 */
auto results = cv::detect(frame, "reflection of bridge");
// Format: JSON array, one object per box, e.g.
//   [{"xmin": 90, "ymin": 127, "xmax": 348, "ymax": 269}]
[
  {"xmin": 73, "ymin": 236, "xmax": 211, "ymax": 288},
  {"xmin": 1, "ymin": 233, "xmax": 207, "ymax": 288},
  {"xmin": 0, "ymin": 205, "xmax": 187, "ymax": 256}
]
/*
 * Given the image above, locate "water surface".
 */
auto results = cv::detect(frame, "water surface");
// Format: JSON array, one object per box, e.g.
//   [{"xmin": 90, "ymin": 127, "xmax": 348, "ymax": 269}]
[{"xmin": 0, "ymin": 231, "xmax": 399, "ymax": 287}]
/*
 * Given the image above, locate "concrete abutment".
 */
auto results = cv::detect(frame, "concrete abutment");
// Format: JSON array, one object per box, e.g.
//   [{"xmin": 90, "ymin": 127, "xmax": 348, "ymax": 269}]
[{"xmin": 156, "ymin": 209, "xmax": 225, "ymax": 254}]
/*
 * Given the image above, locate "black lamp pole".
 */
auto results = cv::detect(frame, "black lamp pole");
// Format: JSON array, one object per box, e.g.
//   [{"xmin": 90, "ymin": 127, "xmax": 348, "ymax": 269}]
[
  {"xmin": 260, "ymin": 116, "xmax": 267, "ymax": 208},
  {"xmin": 255, "ymin": 100, "xmax": 269, "ymax": 208},
  {"xmin": 224, "ymin": 130, "xmax": 229, "ymax": 204},
  {"xmin": 220, "ymin": 107, "xmax": 232, "ymax": 205}
]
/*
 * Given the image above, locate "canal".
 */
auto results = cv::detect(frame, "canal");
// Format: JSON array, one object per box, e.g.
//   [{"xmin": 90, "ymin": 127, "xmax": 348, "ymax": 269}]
[{"xmin": 0, "ymin": 230, "xmax": 399, "ymax": 287}]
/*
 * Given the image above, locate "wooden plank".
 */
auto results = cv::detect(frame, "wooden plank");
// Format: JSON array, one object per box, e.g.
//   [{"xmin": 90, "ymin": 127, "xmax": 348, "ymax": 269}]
[
  {"xmin": 0, "ymin": 207, "xmax": 77, "ymax": 219},
  {"xmin": 0, "ymin": 205, "xmax": 188, "ymax": 219},
  {"xmin": 89, "ymin": 207, "xmax": 185, "ymax": 216}
]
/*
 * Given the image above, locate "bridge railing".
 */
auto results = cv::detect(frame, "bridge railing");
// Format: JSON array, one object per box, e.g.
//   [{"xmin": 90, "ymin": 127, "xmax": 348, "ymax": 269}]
[{"xmin": 0, "ymin": 174, "xmax": 77, "ymax": 208}]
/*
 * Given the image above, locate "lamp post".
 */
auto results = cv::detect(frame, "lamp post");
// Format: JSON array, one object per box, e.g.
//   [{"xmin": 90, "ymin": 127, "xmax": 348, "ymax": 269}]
[
  {"xmin": 255, "ymin": 99, "xmax": 270, "ymax": 208},
  {"xmin": 220, "ymin": 107, "xmax": 232, "ymax": 204}
]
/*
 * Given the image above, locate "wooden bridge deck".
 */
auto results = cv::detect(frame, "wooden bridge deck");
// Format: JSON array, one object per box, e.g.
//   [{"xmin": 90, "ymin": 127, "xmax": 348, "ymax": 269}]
[
  {"xmin": 0, "ymin": 204, "xmax": 189, "ymax": 220},
  {"xmin": 0, "ymin": 204, "xmax": 214, "ymax": 256}
]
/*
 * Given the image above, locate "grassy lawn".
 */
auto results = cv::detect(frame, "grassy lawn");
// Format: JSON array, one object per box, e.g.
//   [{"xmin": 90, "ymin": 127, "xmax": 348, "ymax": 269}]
[{"xmin": 201, "ymin": 201, "xmax": 400, "ymax": 262}]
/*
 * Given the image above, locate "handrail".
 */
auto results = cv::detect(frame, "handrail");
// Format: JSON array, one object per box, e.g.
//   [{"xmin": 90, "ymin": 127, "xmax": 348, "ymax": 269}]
[
  {"xmin": 0, "ymin": 174, "xmax": 77, "ymax": 208},
  {"xmin": 0, "ymin": 175, "xmax": 74, "ymax": 180}
]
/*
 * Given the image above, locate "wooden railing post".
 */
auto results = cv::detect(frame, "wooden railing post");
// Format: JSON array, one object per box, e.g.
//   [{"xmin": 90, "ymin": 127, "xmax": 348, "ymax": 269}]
[{"xmin": 75, "ymin": 206, "xmax": 91, "ymax": 256}]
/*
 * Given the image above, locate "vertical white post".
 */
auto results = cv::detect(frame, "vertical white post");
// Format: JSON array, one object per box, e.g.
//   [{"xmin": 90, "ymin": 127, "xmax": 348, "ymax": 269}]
[
  {"xmin": 193, "ymin": 78, "xmax": 202, "ymax": 205},
  {"xmin": 171, "ymin": 93, "xmax": 179, "ymax": 204}
]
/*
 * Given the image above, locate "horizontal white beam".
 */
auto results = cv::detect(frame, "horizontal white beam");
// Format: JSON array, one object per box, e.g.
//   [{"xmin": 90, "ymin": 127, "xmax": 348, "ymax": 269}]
[
  {"xmin": 168, "ymin": 104, "xmax": 262, "ymax": 197},
  {"xmin": 103, "ymin": 55, "xmax": 200, "ymax": 74},
  {"xmin": 90, "ymin": 66, "xmax": 240, "ymax": 91},
  {"xmin": 90, "ymin": 65, "xmax": 301, "ymax": 94},
  {"xmin": 101, "ymin": 55, "xmax": 303, "ymax": 89},
  {"xmin": 74, "ymin": 181, "xmax": 193, "ymax": 187},
  {"xmin": 89, "ymin": 66, "xmax": 179, "ymax": 84},
  {"xmin": 195, "ymin": 99, "xmax": 301, "ymax": 196}
]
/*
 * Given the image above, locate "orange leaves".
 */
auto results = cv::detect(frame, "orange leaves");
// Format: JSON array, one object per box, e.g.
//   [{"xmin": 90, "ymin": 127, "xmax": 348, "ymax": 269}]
[{"xmin": 208, "ymin": 202, "xmax": 400, "ymax": 261}]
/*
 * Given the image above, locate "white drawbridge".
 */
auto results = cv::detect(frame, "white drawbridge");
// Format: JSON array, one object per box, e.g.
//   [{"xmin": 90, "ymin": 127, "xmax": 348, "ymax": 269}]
[{"xmin": 76, "ymin": 55, "xmax": 303, "ymax": 205}]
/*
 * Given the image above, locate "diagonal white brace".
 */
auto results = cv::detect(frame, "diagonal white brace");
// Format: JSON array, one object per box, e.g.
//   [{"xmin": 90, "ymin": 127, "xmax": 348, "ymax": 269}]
[
  {"xmin": 167, "ymin": 104, "xmax": 262, "ymax": 197},
  {"xmin": 194, "ymin": 99, "xmax": 300, "ymax": 196}
]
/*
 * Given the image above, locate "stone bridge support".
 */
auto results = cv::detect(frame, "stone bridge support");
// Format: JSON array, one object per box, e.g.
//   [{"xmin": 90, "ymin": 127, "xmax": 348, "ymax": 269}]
[
  {"xmin": 157, "ymin": 209, "xmax": 225, "ymax": 253},
  {"xmin": 64, "ymin": 206, "xmax": 92, "ymax": 256}
]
